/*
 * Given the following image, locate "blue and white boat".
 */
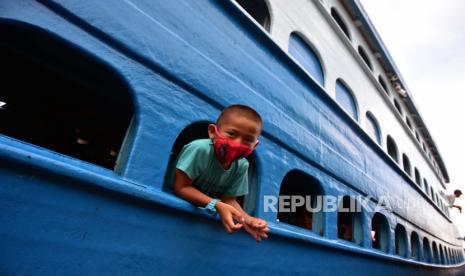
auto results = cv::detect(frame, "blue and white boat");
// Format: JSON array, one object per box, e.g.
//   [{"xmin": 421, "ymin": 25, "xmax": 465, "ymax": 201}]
[{"xmin": 1, "ymin": 0, "xmax": 464, "ymax": 275}]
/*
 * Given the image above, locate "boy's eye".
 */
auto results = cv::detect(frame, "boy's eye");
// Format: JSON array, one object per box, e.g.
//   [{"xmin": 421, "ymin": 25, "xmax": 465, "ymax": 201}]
[{"xmin": 226, "ymin": 131, "xmax": 236, "ymax": 137}]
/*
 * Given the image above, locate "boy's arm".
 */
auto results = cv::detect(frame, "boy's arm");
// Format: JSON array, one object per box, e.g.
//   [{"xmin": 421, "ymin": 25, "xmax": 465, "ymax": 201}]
[{"xmin": 173, "ymin": 169, "xmax": 244, "ymax": 233}]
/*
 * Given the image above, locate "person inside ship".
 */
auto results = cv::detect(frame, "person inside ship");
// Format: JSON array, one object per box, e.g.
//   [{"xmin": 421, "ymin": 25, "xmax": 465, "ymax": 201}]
[
  {"xmin": 441, "ymin": 189, "xmax": 462, "ymax": 213},
  {"xmin": 169, "ymin": 104, "xmax": 269, "ymax": 241}
]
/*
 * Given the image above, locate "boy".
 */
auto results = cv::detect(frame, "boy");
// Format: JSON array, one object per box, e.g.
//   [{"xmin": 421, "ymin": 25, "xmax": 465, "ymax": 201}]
[
  {"xmin": 441, "ymin": 189, "xmax": 462, "ymax": 213},
  {"xmin": 172, "ymin": 105, "xmax": 269, "ymax": 241}
]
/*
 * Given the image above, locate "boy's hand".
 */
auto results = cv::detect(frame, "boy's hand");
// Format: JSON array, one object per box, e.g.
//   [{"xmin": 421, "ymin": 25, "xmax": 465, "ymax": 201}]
[
  {"xmin": 243, "ymin": 216, "xmax": 269, "ymax": 242},
  {"xmin": 216, "ymin": 202, "xmax": 244, "ymax": 233}
]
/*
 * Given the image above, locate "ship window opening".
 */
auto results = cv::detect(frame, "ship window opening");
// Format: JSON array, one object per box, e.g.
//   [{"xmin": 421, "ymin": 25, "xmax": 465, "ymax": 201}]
[
  {"xmin": 415, "ymin": 131, "xmax": 420, "ymax": 142},
  {"xmin": 406, "ymin": 117, "xmax": 412, "ymax": 130},
  {"xmin": 337, "ymin": 196, "xmax": 363, "ymax": 245},
  {"xmin": 423, "ymin": 238, "xmax": 432, "ymax": 263},
  {"xmin": 0, "ymin": 23, "xmax": 134, "ymax": 171},
  {"xmin": 378, "ymin": 75, "xmax": 389, "ymax": 95},
  {"xmin": 365, "ymin": 112, "xmax": 381, "ymax": 144},
  {"xmin": 430, "ymin": 187, "xmax": 434, "ymax": 201},
  {"xmin": 393, "ymin": 99, "xmax": 403, "ymax": 115},
  {"xmin": 336, "ymin": 79, "xmax": 358, "ymax": 121},
  {"xmin": 395, "ymin": 224, "xmax": 408, "ymax": 257},
  {"xmin": 358, "ymin": 46, "xmax": 373, "ymax": 71},
  {"xmin": 414, "ymin": 168, "xmax": 421, "ymax": 186},
  {"xmin": 386, "ymin": 135, "xmax": 399, "ymax": 163},
  {"xmin": 439, "ymin": 244, "xmax": 445, "ymax": 264},
  {"xmin": 235, "ymin": 0, "xmax": 271, "ymax": 32},
  {"xmin": 288, "ymin": 33, "xmax": 324, "ymax": 86},
  {"xmin": 432, "ymin": 242, "xmax": 439, "ymax": 264},
  {"xmin": 422, "ymin": 143, "xmax": 427, "ymax": 152},
  {"xmin": 163, "ymin": 122, "xmax": 259, "ymax": 215},
  {"xmin": 410, "ymin": 231, "xmax": 421, "ymax": 261},
  {"xmin": 423, "ymin": 179, "xmax": 429, "ymax": 195},
  {"xmin": 330, "ymin": 8, "xmax": 351, "ymax": 40},
  {"xmin": 445, "ymin": 248, "xmax": 450, "ymax": 264},
  {"xmin": 402, "ymin": 154, "xmax": 412, "ymax": 177},
  {"xmin": 371, "ymin": 213, "xmax": 389, "ymax": 252},
  {"xmin": 277, "ymin": 170, "xmax": 324, "ymax": 235}
]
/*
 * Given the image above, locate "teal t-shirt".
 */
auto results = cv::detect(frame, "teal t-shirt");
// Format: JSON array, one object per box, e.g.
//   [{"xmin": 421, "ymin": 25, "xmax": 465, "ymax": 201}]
[{"xmin": 169, "ymin": 139, "xmax": 249, "ymax": 198}]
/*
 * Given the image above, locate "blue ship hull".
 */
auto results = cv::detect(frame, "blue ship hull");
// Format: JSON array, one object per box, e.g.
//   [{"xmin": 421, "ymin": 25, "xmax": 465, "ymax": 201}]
[{"xmin": 1, "ymin": 0, "xmax": 464, "ymax": 275}]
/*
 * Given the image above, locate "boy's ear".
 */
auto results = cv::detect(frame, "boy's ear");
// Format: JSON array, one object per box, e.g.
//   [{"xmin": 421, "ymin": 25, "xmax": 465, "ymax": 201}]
[{"xmin": 207, "ymin": 124, "xmax": 216, "ymax": 140}]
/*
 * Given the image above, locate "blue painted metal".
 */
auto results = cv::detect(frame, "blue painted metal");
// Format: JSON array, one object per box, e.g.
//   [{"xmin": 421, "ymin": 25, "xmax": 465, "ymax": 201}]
[
  {"xmin": 335, "ymin": 79, "xmax": 358, "ymax": 121},
  {"xmin": 0, "ymin": 0, "xmax": 464, "ymax": 275},
  {"xmin": 288, "ymin": 32, "xmax": 324, "ymax": 86}
]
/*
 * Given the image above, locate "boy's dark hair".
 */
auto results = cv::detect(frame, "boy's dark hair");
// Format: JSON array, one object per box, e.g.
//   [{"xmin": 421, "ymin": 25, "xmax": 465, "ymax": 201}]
[
  {"xmin": 454, "ymin": 189, "xmax": 462, "ymax": 195},
  {"xmin": 217, "ymin": 104, "xmax": 262, "ymax": 128}
]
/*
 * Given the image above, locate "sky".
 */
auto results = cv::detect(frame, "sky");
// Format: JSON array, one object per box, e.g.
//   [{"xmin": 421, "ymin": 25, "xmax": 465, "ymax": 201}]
[{"xmin": 359, "ymin": 0, "xmax": 465, "ymax": 238}]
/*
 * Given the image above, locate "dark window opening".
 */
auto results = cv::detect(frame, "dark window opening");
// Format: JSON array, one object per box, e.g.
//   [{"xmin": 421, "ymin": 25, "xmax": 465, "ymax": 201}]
[
  {"xmin": 358, "ymin": 46, "xmax": 373, "ymax": 71},
  {"xmin": 163, "ymin": 122, "xmax": 259, "ymax": 214},
  {"xmin": 235, "ymin": 0, "xmax": 271, "ymax": 32},
  {"xmin": 336, "ymin": 79, "xmax": 358, "ymax": 121},
  {"xmin": 337, "ymin": 196, "xmax": 363, "ymax": 245},
  {"xmin": 423, "ymin": 179, "xmax": 429, "ymax": 195},
  {"xmin": 432, "ymin": 242, "xmax": 440, "ymax": 264},
  {"xmin": 277, "ymin": 170, "xmax": 324, "ymax": 235},
  {"xmin": 365, "ymin": 112, "xmax": 381, "ymax": 144},
  {"xmin": 0, "ymin": 23, "xmax": 134, "ymax": 170},
  {"xmin": 410, "ymin": 231, "xmax": 421, "ymax": 261},
  {"xmin": 394, "ymin": 99, "xmax": 403, "ymax": 115},
  {"xmin": 402, "ymin": 154, "xmax": 412, "ymax": 176},
  {"xmin": 439, "ymin": 245, "xmax": 445, "ymax": 264},
  {"xmin": 414, "ymin": 168, "xmax": 421, "ymax": 186},
  {"xmin": 371, "ymin": 213, "xmax": 390, "ymax": 252},
  {"xmin": 406, "ymin": 117, "xmax": 412, "ymax": 130},
  {"xmin": 395, "ymin": 224, "xmax": 408, "ymax": 257},
  {"xmin": 423, "ymin": 238, "xmax": 432, "ymax": 263},
  {"xmin": 387, "ymin": 135, "xmax": 398, "ymax": 163},
  {"xmin": 330, "ymin": 8, "xmax": 351, "ymax": 40},
  {"xmin": 378, "ymin": 75, "xmax": 389, "ymax": 95}
]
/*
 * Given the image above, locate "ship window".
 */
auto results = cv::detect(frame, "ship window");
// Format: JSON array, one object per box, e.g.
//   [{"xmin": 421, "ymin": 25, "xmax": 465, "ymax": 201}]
[
  {"xmin": 163, "ymin": 122, "xmax": 259, "ymax": 214},
  {"xmin": 235, "ymin": 0, "xmax": 271, "ymax": 32},
  {"xmin": 395, "ymin": 224, "xmax": 408, "ymax": 257},
  {"xmin": 422, "ymin": 142, "xmax": 427, "ymax": 152},
  {"xmin": 432, "ymin": 242, "xmax": 439, "ymax": 264},
  {"xmin": 415, "ymin": 131, "xmax": 420, "ymax": 142},
  {"xmin": 0, "ymin": 22, "xmax": 134, "ymax": 171},
  {"xmin": 336, "ymin": 79, "xmax": 358, "ymax": 121},
  {"xmin": 423, "ymin": 238, "xmax": 432, "ymax": 263},
  {"xmin": 439, "ymin": 244, "xmax": 445, "ymax": 264},
  {"xmin": 394, "ymin": 99, "xmax": 403, "ymax": 115},
  {"xmin": 414, "ymin": 168, "xmax": 421, "ymax": 186},
  {"xmin": 386, "ymin": 135, "xmax": 399, "ymax": 163},
  {"xmin": 423, "ymin": 179, "xmax": 429, "ymax": 195},
  {"xmin": 406, "ymin": 117, "xmax": 412, "ymax": 130},
  {"xmin": 410, "ymin": 231, "xmax": 421, "ymax": 261},
  {"xmin": 378, "ymin": 75, "xmax": 389, "ymax": 95},
  {"xmin": 288, "ymin": 33, "xmax": 324, "ymax": 86},
  {"xmin": 371, "ymin": 213, "xmax": 390, "ymax": 253},
  {"xmin": 430, "ymin": 187, "xmax": 434, "ymax": 200},
  {"xmin": 330, "ymin": 8, "xmax": 351, "ymax": 40},
  {"xmin": 402, "ymin": 154, "xmax": 412, "ymax": 176},
  {"xmin": 365, "ymin": 112, "xmax": 381, "ymax": 144},
  {"xmin": 277, "ymin": 170, "xmax": 324, "ymax": 235},
  {"xmin": 358, "ymin": 46, "xmax": 373, "ymax": 71},
  {"xmin": 337, "ymin": 196, "xmax": 363, "ymax": 245}
]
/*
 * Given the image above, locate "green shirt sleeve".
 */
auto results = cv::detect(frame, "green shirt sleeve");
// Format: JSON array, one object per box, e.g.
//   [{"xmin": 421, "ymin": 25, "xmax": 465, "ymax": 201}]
[
  {"xmin": 175, "ymin": 139, "xmax": 210, "ymax": 181},
  {"xmin": 223, "ymin": 160, "xmax": 249, "ymax": 197}
]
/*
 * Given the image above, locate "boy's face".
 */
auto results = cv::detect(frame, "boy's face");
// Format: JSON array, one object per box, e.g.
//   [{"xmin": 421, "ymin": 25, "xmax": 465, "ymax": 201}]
[{"xmin": 208, "ymin": 115, "xmax": 261, "ymax": 148}]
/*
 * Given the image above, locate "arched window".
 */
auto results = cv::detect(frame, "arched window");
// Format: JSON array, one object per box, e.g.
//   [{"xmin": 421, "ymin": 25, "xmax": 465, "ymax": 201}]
[
  {"xmin": 337, "ymin": 196, "xmax": 363, "ymax": 245},
  {"xmin": 410, "ymin": 231, "xmax": 421, "ymax": 261},
  {"xmin": 406, "ymin": 117, "xmax": 413, "ymax": 130},
  {"xmin": 414, "ymin": 168, "xmax": 421, "ymax": 186},
  {"xmin": 336, "ymin": 79, "xmax": 358, "ymax": 121},
  {"xmin": 235, "ymin": 0, "xmax": 271, "ymax": 32},
  {"xmin": 330, "ymin": 8, "xmax": 351, "ymax": 40},
  {"xmin": 415, "ymin": 131, "xmax": 420, "ymax": 142},
  {"xmin": 395, "ymin": 224, "xmax": 408, "ymax": 257},
  {"xmin": 394, "ymin": 99, "xmax": 403, "ymax": 115},
  {"xmin": 0, "ymin": 22, "xmax": 134, "ymax": 171},
  {"xmin": 358, "ymin": 46, "xmax": 373, "ymax": 71},
  {"xmin": 371, "ymin": 213, "xmax": 390, "ymax": 252},
  {"xmin": 386, "ymin": 135, "xmax": 399, "ymax": 163},
  {"xmin": 439, "ymin": 244, "xmax": 445, "ymax": 264},
  {"xmin": 430, "ymin": 187, "xmax": 434, "ymax": 201},
  {"xmin": 277, "ymin": 170, "xmax": 324, "ymax": 235},
  {"xmin": 423, "ymin": 179, "xmax": 429, "ymax": 195},
  {"xmin": 432, "ymin": 242, "xmax": 440, "ymax": 264},
  {"xmin": 288, "ymin": 33, "xmax": 324, "ymax": 86},
  {"xmin": 402, "ymin": 154, "xmax": 412, "ymax": 176},
  {"xmin": 365, "ymin": 112, "xmax": 381, "ymax": 144},
  {"xmin": 423, "ymin": 238, "xmax": 432, "ymax": 263},
  {"xmin": 378, "ymin": 75, "xmax": 389, "ymax": 95}
]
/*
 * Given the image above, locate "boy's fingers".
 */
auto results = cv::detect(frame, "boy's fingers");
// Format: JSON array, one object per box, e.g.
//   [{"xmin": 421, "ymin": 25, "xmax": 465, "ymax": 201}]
[{"xmin": 222, "ymin": 221, "xmax": 232, "ymax": 233}]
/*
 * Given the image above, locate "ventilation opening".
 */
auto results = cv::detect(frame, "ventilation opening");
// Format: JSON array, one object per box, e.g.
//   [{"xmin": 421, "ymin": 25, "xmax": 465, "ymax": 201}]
[
  {"xmin": 358, "ymin": 46, "xmax": 373, "ymax": 71},
  {"xmin": 0, "ymin": 22, "xmax": 134, "ymax": 170},
  {"xmin": 277, "ymin": 170, "xmax": 324, "ymax": 235},
  {"xmin": 235, "ymin": 0, "xmax": 271, "ymax": 32},
  {"xmin": 330, "ymin": 8, "xmax": 350, "ymax": 40},
  {"xmin": 395, "ymin": 224, "xmax": 408, "ymax": 257},
  {"xmin": 402, "ymin": 154, "xmax": 411, "ymax": 176},
  {"xmin": 337, "ymin": 196, "xmax": 363, "ymax": 245},
  {"xmin": 386, "ymin": 135, "xmax": 398, "ymax": 163},
  {"xmin": 371, "ymin": 213, "xmax": 389, "ymax": 252},
  {"xmin": 163, "ymin": 122, "xmax": 259, "ymax": 214},
  {"xmin": 410, "ymin": 232, "xmax": 421, "ymax": 261},
  {"xmin": 423, "ymin": 238, "xmax": 432, "ymax": 263}
]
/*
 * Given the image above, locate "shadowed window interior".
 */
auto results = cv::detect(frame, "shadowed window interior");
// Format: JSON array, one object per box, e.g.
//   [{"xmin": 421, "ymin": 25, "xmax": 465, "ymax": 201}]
[
  {"xmin": 0, "ymin": 22, "xmax": 134, "ymax": 170},
  {"xmin": 402, "ymin": 154, "xmax": 412, "ymax": 176},
  {"xmin": 394, "ymin": 99, "xmax": 402, "ymax": 115},
  {"xmin": 432, "ymin": 242, "xmax": 439, "ymax": 264},
  {"xmin": 423, "ymin": 237, "xmax": 432, "ymax": 263},
  {"xmin": 235, "ymin": 0, "xmax": 271, "ymax": 32},
  {"xmin": 288, "ymin": 33, "xmax": 325, "ymax": 86},
  {"xmin": 365, "ymin": 112, "xmax": 381, "ymax": 144},
  {"xmin": 371, "ymin": 212, "xmax": 390, "ymax": 253},
  {"xmin": 358, "ymin": 46, "xmax": 373, "ymax": 71},
  {"xmin": 410, "ymin": 231, "xmax": 421, "ymax": 261},
  {"xmin": 378, "ymin": 75, "xmax": 389, "ymax": 95},
  {"xmin": 395, "ymin": 224, "xmax": 408, "ymax": 257},
  {"xmin": 337, "ymin": 196, "xmax": 363, "ymax": 245},
  {"xmin": 414, "ymin": 168, "xmax": 421, "ymax": 186},
  {"xmin": 386, "ymin": 135, "xmax": 398, "ymax": 163},
  {"xmin": 330, "ymin": 7, "xmax": 351, "ymax": 40}
]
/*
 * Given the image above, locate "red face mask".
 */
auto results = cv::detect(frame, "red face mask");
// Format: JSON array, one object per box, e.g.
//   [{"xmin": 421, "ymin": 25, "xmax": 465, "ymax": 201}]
[{"xmin": 213, "ymin": 125, "xmax": 258, "ymax": 163}]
